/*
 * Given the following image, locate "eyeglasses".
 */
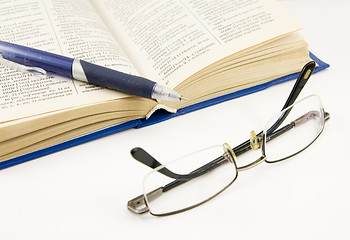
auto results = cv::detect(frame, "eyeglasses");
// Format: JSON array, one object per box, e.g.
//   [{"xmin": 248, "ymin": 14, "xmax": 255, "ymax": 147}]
[{"xmin": 127, "ymin": 61, "xmax": 330, "ymax": 216}]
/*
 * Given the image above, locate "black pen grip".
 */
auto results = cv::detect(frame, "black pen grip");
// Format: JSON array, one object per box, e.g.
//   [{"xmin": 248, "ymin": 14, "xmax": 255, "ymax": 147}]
[{"xmin": 80, "ymin": 60, "xmax": 155, "ymax": 98}]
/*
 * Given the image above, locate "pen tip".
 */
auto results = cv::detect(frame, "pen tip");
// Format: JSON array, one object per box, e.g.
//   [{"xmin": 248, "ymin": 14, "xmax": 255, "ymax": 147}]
[{"xmin": 180, "ymin": 96, "xmax": 189, "ymax": 101}]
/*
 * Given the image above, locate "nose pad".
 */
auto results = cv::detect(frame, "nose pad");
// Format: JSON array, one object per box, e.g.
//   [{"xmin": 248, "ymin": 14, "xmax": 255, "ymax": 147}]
[{"xmin": 250, "ymin": 131, "xmax": 259, "ymax": 150}]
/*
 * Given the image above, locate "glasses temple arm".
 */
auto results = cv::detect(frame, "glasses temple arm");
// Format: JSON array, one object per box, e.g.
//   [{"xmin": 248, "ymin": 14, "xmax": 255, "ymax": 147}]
[
  {"xmin": 267, "ymin": 61, "xmax": 316, "ymax": 135},
  {"xmin": 162, "ymin": 155, "xmax": 228, "ymax": 192},
  {"xmin": 131, "ymin": 147, "xmax": 224, "ymax": 180},
  {"xmin": 283, "ymin": 61, "xmax": 316, "ymax": 110}
]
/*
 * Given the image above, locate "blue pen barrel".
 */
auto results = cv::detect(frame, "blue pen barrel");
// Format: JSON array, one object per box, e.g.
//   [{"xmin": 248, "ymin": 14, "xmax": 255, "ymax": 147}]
[
  {"xmin": 80, "ymin": 60, "xmax": 155, "ymax": 99},
  {"xmin": 0, "ymin": 40, "xmax": 73, "ymax": 77},
  {"xmin": 0, "ymin": 40, "xmax": 166, "ymax": 100}
]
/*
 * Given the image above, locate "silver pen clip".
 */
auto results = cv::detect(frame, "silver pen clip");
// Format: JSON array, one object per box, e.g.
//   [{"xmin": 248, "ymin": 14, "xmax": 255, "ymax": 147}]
[{"xmin": 0, "ymin": 53, "xmax": 47, "ymax": 76}]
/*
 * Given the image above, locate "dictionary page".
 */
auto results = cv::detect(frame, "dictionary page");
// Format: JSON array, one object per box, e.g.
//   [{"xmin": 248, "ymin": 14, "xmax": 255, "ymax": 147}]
[
  {"xmin": 0, "ymin": 0, "xmax": 140, "ymax": 123},
  {"xmin": 92, "ymin": 0, "xmax": 302, "ymax": 89}
]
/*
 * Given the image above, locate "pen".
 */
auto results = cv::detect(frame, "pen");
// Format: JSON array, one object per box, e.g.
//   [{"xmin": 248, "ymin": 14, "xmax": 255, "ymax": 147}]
[{"xmin": 0, "ymin": 41, "xmax": 183, "ymax": 101}]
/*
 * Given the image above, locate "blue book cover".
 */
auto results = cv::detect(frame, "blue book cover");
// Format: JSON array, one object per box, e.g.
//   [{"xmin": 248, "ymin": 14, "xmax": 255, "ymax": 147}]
[{"xmin": 0, "ymin": 52, "xmax": 329, "ymax": 170}]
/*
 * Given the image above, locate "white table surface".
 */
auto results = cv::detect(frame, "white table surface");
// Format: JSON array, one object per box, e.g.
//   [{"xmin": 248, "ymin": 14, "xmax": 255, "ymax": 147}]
[{"xmin": 1, "ymin": 1, "xmax": 349, "ymax": 239}]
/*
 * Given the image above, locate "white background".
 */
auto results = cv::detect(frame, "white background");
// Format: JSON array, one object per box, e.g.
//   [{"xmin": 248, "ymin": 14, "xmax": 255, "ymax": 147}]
[{"xmin": 0, "ymin": 0, "xmax": 349, "ymax": 239}]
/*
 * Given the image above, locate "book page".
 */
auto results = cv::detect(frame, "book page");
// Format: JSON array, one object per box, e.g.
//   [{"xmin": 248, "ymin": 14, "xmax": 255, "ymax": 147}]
[
  {"xmin": 0, "ymin": 0, "xmax": 139, "ymax": 123},
  {"xmin": 92, "ymin": 0, "xmax": 301, "ymax": 89}
]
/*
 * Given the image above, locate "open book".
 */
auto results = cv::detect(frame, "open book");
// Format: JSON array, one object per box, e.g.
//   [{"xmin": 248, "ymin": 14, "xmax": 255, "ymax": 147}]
[{"xmin": 0, "ymin": 0, "xmax": 326, "ymax": 167}]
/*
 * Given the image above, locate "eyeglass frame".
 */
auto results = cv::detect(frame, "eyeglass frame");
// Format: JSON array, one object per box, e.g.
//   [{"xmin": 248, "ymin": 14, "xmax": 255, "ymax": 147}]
[{"xmin": 127, "ymin": 61, "xmax": 330, "ymax": 216}]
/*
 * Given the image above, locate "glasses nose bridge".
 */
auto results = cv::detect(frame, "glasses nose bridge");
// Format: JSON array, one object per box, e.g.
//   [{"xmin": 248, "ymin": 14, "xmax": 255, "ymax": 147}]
[
  {"xmin": 236, "ymin": 131, "xmax": 266, "ymax": 171},
  {"xmin": 237, "ymin": 155, "xmax": 266, "ymax": 171}
]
